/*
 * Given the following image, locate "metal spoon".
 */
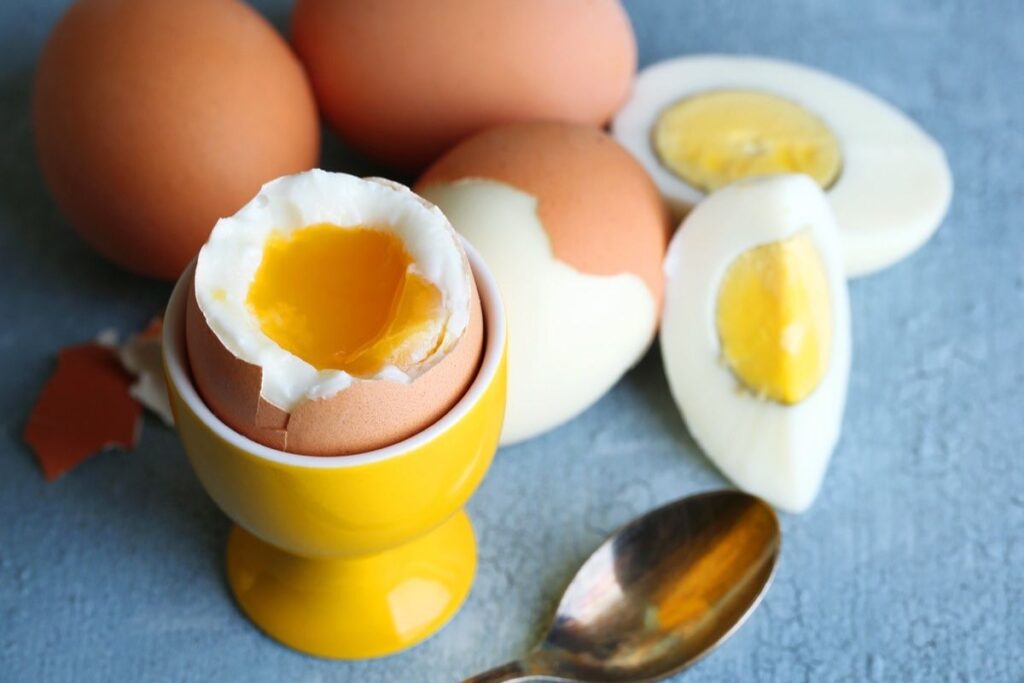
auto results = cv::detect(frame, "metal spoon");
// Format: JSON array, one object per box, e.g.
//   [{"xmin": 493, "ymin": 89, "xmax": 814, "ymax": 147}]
[{"xmin": 463, "ymin": 490, "xmax": 780, "ymax": 683}]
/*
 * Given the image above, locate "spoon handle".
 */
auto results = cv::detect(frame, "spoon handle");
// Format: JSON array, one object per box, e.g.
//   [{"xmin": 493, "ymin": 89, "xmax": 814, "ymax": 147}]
[{"xmin": 461, "ymin": 659, "xmax": 544, "ymax": 682}]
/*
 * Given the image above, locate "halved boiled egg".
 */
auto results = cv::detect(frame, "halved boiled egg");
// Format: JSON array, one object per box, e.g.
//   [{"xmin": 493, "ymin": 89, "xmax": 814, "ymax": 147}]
[
  {"xmin": 660, "ymin": 174, "xmax": 851, "ymax": 512},
  {"xmin": 186, "ymin": 170, "xmax": 483, "ymax": 455},
  {"xmin": 613, "ymin": 54, "xmax": 953, "ymax": 277}
]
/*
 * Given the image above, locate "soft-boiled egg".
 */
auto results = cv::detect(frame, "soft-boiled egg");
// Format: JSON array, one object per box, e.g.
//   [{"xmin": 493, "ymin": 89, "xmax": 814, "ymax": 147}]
[
  {"xmin": 186, "ymin": 170, "xmax": 483, "ymax": 455},
  {"xmin": 660, "ymin": 174, "xmax": 851, "ymax": 512},
  {"xmin": 613, "ymin": 55, "xmax": 953, "ymax": 277},
  {"xmin": 416, "ymin": 123, "xmax": 668, "ymax": 445}
]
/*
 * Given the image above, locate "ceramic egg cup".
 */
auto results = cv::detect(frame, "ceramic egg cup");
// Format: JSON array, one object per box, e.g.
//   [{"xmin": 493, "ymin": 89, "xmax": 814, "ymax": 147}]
[{"xmin": 162, "ymin": 244, "xmax": 507, "ymax": 659}]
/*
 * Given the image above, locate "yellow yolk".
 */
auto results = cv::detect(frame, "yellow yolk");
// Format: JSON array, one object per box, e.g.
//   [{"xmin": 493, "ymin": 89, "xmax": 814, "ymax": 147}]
[
  {"xmin": 247, "ymin": 224, "xmax": 445, "ymax": 375},
  {"xmin": 716, "ymin": 232, "xmax": 832, "ymax": 405},
  {"xmin": 653, "ymin": 90, "xmax": 842, "ymax": 192}
]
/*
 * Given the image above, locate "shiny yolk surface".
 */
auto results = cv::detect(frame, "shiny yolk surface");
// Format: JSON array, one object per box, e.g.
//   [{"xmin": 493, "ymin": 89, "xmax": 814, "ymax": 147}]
[
  {"xmin": 716, "ymin": 232, "xmax": 832, "ymax": 405},
  {"xmin": 653, "ymin": 90, "xmax": 842, "ymax": 192},
  {"xmin": 247, "ymin": 224, "xmax": 444, "ymax": 375}
]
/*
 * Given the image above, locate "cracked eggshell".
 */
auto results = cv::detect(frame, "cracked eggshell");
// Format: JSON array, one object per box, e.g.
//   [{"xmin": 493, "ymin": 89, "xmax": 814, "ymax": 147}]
[
  {"xmin": 186, "ymin": 280, "xmax": 483, "ymax": 456},
  {"xmin": 416, "ymin": 122, "xmax": 668, "ymax": 444}
]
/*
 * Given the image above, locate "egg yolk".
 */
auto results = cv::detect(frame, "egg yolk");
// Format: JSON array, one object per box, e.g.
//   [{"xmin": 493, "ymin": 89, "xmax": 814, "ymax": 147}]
[
  {"xmin": 247, "ymin": 224, "xmax": 445, "ymax": 375},
  {"xmin": 653, "ymin": 90, "xmax": 842, "ymax": 192},
  {"xmin": 716, "ymin": 232, "xmax": 832, "ymax": 405}
]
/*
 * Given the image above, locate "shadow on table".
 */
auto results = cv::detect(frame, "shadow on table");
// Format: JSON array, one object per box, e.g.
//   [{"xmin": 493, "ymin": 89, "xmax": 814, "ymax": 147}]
[{"xmin": 624, "ymin": 344, "xmax": 703, "ymax": 458}]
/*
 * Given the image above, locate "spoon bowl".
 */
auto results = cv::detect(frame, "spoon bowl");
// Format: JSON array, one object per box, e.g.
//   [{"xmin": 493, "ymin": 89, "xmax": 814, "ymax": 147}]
[{"xmin": 465, "ymin": 490, "xmax": 780, "ymax": 682}]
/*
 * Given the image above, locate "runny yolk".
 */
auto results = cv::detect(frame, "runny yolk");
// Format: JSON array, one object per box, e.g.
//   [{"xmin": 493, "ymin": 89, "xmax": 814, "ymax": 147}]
[
  {"xmin": 716, "ymin": 231, "xmax": 832, "ymax": 405},
  {"xmin": 653, "ymin": 90, "xmax": 842, "ymax": 192},
  {"xmin": 246, "ymin": 224, "xmax": 444, "ymax": 375}
]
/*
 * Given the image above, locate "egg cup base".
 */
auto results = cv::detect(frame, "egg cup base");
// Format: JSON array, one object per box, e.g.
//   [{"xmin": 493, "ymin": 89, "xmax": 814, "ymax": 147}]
[{"xmin": 225, "ymin": 511, "xmax": 476, "ymax": 659}]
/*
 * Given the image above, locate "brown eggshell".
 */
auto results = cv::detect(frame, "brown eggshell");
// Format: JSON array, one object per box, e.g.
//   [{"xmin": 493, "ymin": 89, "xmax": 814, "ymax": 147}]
[
  {"xmin": 33, "ymin": 0, "xmax": 320, "ymax": 281},
  {"xmin": 291, "ymin": 0, "xmax": 636, "ymax": 171},
  {"xmin": 416, "ymin": 122, "xmax": 669, "ymax": 309},
  {"xmin": 24, "ymin": 343, "xmax": 141, "ymax": 481},
  {"xmin": 185, "ymin": 278, "xmax": 485, "ymax": 456}
]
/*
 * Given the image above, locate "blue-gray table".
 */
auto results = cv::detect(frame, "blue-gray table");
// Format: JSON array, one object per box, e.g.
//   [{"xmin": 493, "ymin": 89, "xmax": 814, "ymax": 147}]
[{"xmin": 2, "ymin": 1, "xmax": 1021, "ymax": 680}]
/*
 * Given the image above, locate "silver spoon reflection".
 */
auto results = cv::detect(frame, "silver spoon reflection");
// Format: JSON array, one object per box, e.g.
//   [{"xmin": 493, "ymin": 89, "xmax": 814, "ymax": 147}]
[{"xmin": 463, "ymin": 490, "xmax": 780, "ymax": 682}]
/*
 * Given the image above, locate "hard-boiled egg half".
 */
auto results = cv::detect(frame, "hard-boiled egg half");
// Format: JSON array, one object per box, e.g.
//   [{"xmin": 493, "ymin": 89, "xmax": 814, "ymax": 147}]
[
  {"xmin": 416, "ymin": 123, "xmax": 668, "ymax": 445},
  {"xmin": 661, "ymin": 174, "xmax": 851, "ymax": 512},
  {"xmin": 614, "ymin": 55, "xmax": 953, "ymax": 277},
  {"xmin": 186, "ymin": 170, "xmax": 484, "ymax": 455}
]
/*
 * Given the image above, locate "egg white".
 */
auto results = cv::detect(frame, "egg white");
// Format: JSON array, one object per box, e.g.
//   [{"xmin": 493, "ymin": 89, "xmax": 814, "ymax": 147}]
[
  {"xmin": 194, "ymin": 170, "xmax": 471, "ymax": 411},
  {"xmin": 660, "ymin": 174, "xmax": 851, "ymax": 512},
  {"xmin": 613, "ymin": 54, "xmax": 953, "ymax": 277},
  {"xmin": 419, "ymin": 179, "xmax": 657, "ymax": 445}
]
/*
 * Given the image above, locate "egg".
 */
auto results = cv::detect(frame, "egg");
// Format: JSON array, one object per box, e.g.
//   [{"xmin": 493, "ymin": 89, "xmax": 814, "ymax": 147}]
[
  {"xmin": 661, "ymin": 174, "xmax": 851, "ymax": 512},
  {"xmin": 186, "ymin": 170, "xmax": 483, "ymax": 456},
  {"xmin": 33, "ymin": 0, "xmax": 320, "ymax": 281},
  {"xmin": 416, "ymin": 123, "xmax": 668, "ymax": 445},
  {"xmin": 613, "ymin": 55, "xmax": 953, "ymax": 277},
  {"xmin": 291, "ymin": 0, "xmax": 636, "ymax": 171}
]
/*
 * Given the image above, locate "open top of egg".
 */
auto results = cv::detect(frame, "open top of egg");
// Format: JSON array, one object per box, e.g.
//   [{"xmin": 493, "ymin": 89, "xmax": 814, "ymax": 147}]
[{"xmin": 194, "ymin": 170, "xmax": 472, "ymax": 412}]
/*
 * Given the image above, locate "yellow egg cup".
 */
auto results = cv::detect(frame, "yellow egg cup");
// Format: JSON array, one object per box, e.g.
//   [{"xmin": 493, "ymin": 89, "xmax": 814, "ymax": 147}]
[{"xmin": 162, "ymin": 243, "xmax": 507, "ymax": 659}]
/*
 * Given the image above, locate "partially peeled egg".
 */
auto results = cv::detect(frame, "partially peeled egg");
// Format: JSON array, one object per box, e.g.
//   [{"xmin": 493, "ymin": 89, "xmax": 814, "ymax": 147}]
[
  {"xmin": 661, "ymin": 174, "xmax": 851, "ymax": 512},
  {"xmin": 186, "ymin": 170, "xmax": 483, "ymax": 455},
  {"xmin": 416, "ymin": 123, "xmax": 668, "ymax": 445}
]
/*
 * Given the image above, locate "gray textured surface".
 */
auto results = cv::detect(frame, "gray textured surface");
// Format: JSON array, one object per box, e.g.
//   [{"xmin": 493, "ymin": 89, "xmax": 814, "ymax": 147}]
[{"xmin": 1, "ymin": 0, "xmax": 1022, "ymax": 681}]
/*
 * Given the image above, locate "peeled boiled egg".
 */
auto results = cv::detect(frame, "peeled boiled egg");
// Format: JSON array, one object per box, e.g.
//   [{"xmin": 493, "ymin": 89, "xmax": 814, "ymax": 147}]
[
  {"xmin": 33, "ymin": 0, "xmax": 320, "ymax": 280},
  {"xmin": 291, "ymin": 0, "xmax": 636, "ymax": 171},
  {"xmin": 613, "ymin": 55, "xmax": 953, "ymax": 277},
  {"xmin": 416, "ymin": 123, "xmax": 668, "ymax": 445},
  {"xmin": 661, "ymin": 174, "xmax": 851, "ymax": 512},
  {"xmin": 186, "ymin": 170, "xmax": 483, "ymax": 456}
]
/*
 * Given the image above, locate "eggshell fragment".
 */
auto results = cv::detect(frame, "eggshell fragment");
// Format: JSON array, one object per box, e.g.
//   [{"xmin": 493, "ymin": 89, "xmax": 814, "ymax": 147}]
[
  {"xmin": 25, "ymin": 344, "xmax": 141, "ymax": 480},
  {"xmin": 33, "ymin": 0, "xmax": 320, "ymax": 280},
  {"xmin": 416, "ymin": 123, "xmax": 668, "ymax": 444},
  {"xmin": 291, "ymin": 0, "xmax": 636, "ymax": 171},
  {"xmin": 117, "ymin": 319, "xmax": 174, "ymax": 426},
  {"xmin": 185, "ymin": 281, "xmax": 484, "ymax": 456}
]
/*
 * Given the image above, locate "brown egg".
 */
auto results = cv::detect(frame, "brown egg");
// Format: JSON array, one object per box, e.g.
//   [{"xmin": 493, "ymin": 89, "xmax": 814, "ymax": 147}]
[
  {"xmin": 414, "ymin": 122, "xmax": 668, "ymax": 444},
  {"xmin": 186, "ymin": 280, "xmax": 484, "ymax": 456},
  {"xmin": 33, "ymin": 0, "xmax": 320, "ymax": 281},
  {"xmin": 291, "ymin": 0, "xmax": 636, "ymax": 172}
]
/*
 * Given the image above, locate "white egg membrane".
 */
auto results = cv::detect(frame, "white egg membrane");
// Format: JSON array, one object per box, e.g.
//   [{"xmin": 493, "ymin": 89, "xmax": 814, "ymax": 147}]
[
  {"xmin": 613, "ymin": 54, "xmax": 953, "ymax": 277},
  {"xmin": 420, "ymin": 179, "xmax": 657, "ymax": 445},
  {"xmin": 195, "ymin": 170, "xmax": 471, "ymax": 411},
  {"xmin": 660, "ymin": 175, "xmax": 851, "ymax": 512}
]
